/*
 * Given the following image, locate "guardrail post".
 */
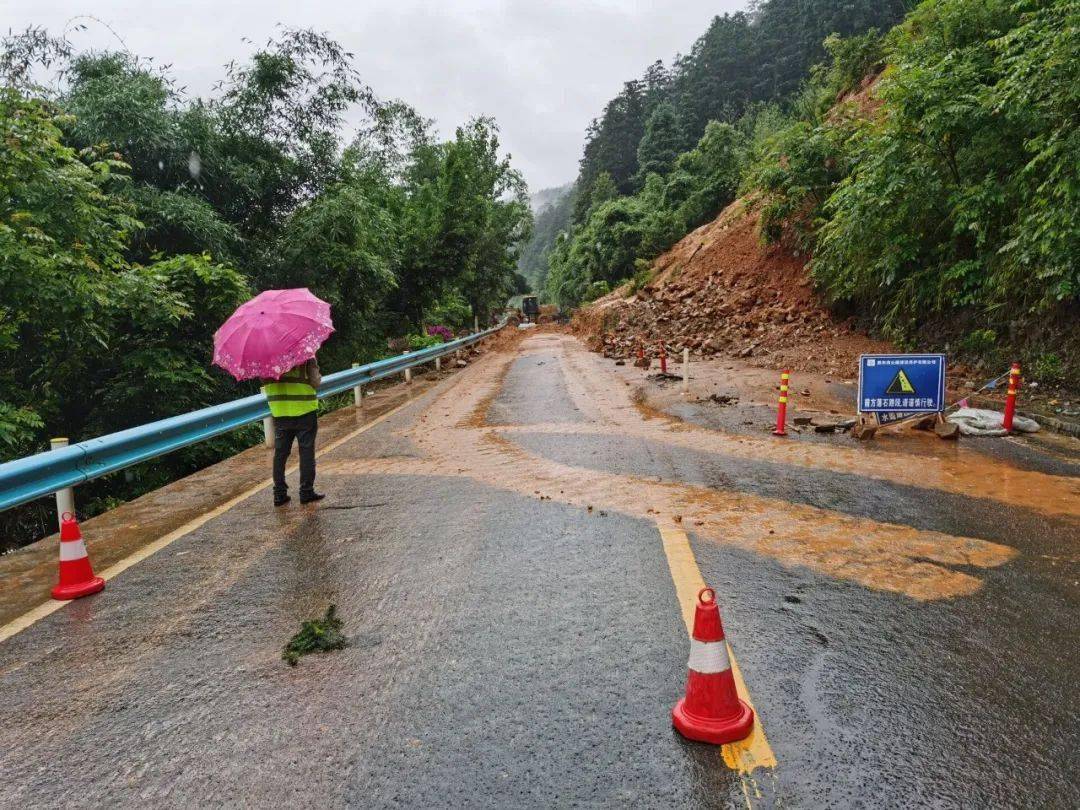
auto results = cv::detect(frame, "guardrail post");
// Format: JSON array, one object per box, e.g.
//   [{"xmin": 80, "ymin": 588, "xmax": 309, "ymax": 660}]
[
  {"xmin": 682, "ymin": 349, "xmax": 690, "ymax": 393},
  {"xmin": 352, "ymin": 363, "xmax": 363, "ymax": 407},
  {"xmin": 435, "ymin": 355, "xmax": 441, "ymax": 372},
  {"xmin": 263, "ymin": 416, "xmax": 275, "ymax": 448},
  {"xmin": 404, "ymin": 350, "xmax": 412, "ymax": 384},
  {"xmin": 49, "ymin": 438, "xmax": 75, "ymax": 530}
]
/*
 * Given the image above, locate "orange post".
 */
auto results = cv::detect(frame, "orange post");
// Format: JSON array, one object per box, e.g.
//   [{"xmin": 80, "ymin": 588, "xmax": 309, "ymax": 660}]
[
  {"xmin": 659, "ymin": 340, "xmax": 668, "ymax": 375},
  {"xmin": 773, "ymin": 370, "xmax": 790, "ymax": 436},
  {"xmin": 1003, "ymin": 363, "xmax": 1021, "ymax": 432}
]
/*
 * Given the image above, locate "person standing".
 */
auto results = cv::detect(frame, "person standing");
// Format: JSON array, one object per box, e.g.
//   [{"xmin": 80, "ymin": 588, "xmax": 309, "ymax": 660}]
[{"xmin": 263, "ymin": 357, "xmax": 325, "ymax": 506}]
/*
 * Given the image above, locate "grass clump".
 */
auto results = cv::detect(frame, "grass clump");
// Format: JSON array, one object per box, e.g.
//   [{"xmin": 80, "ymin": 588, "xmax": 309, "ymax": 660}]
[{"xmin": 282, "ymin": 605, "xmax": 348, "ymax": 666}]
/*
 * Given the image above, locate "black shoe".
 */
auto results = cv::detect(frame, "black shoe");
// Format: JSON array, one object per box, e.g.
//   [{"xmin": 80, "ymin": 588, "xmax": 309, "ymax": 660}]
[
  {"xmin": 299, "ymin": 492, "xmax": 325, "ymax": 504},
  {"xmin": 274, "ymin": 495, "xmax": 291, "ymax": 507}
]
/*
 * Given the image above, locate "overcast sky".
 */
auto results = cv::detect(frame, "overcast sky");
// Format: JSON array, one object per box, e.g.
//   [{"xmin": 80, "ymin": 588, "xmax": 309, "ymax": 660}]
[{"xmin": 8, "ymin": 0, "xmax": 746, "ymax": 191}]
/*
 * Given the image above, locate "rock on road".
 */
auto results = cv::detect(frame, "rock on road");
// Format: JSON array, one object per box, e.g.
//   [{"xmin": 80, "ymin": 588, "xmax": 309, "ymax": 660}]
[{"xmin": 0, "ymin": 330, "xmax": 1077, "ymax": 808}]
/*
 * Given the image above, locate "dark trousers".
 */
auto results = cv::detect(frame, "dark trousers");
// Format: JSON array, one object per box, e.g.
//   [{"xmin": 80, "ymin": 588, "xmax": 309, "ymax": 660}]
[{"xmin": 272, "ymin": 412, "xmax": 318, "ymax": 498}]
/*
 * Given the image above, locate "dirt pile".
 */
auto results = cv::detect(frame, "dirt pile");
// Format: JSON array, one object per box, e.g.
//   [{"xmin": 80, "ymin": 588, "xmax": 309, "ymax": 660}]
[{"xmin": 573, "ymin": 201, "xmax": 889, "ymax": 374}]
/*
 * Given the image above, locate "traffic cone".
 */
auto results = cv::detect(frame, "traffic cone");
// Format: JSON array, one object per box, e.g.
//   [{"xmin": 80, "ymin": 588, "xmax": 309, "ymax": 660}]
[
  {"xmin": 51, "ymin": 512, "xmax": 105, "ymax": 600},
  {"xmin": 672, "ymin": 587, "xmax": 754, "ymax": 745}
]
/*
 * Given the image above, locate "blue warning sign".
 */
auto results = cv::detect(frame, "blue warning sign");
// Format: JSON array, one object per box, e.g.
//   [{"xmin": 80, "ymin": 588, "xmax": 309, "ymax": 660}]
[{"xmin": 858, "ymin": 354, "xmax": 945, "ymax": 413}]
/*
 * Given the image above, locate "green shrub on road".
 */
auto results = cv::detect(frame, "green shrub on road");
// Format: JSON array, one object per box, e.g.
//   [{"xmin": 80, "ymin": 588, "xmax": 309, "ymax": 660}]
[{"xmin": 282, "ymin": 605, "xmax": 349, "ymax": 667}]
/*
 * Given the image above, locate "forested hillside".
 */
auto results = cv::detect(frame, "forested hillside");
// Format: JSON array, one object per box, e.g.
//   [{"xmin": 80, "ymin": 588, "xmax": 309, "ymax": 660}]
[
  {"xmin": 0, "ymin": 27, "xmax": 531, "ymax": 546},
  {"xmin": 517, "ymin": 184, "xmax": 574, "ymax": 289},
  {"xmin": 546, "ymin": 0, "xmax": 1078, "ymax": 380},
  {"xmin": 528, "ymin": 183, "xmax": 573, "ymax": 214},
  {"xmin": 528, "ymin": 0, "xmax": 911, "ymax": 307},
  {"xmin": 574, "ymin": 0, "xmax": 911, "ymax": 206}
]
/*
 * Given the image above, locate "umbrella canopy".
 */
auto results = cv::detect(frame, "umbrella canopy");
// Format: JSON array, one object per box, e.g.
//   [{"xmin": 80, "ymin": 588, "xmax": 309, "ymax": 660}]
[{"xmin": 213, "ymin": 288, "xmax": 334, "ymax": 381}]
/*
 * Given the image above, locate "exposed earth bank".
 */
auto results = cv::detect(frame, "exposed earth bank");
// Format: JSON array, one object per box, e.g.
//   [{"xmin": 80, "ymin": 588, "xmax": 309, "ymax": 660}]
[
  {"xmin": 571, "ymin": 202, "xmax": 1080, "ymax": 433},
  {"xmin": 572, "ymin": 200, "xmax": 890, "ymax": 376}
]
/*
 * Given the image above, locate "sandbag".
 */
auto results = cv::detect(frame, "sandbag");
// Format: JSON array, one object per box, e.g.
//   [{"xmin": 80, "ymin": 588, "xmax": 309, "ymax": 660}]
[{"xmin": 947, "ymin": 407, "xmax": 1039, "ymax": 436}]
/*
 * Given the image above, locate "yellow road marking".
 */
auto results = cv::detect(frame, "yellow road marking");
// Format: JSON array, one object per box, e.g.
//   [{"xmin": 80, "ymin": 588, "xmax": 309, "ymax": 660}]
[
  {"xmin": 0, "ymin": 396, "xmax": 418, "ymax": 646},
  {"xmin": 656, "ymin": 519, "xmax": 777, "ymax": 775}
]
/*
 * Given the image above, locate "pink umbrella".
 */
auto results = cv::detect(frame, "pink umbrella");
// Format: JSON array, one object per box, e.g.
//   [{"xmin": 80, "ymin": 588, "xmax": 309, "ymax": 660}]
[{"xmin": 213, "ymin": 288, "xmax": 334, "ymax": 381}]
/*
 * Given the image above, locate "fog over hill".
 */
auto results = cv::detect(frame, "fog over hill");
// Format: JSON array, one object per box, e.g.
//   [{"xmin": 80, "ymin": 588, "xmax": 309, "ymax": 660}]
[{"xmin": 529, "ymin": 183, "xmax": 574, "ymax": 214}]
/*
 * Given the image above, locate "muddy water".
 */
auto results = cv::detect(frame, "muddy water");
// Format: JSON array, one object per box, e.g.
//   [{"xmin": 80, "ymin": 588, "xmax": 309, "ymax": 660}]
[
  {"xmin": 322, "ymin": 333, "xmax": 1040, "ymax": 601},
  {"xmin": 557, "ymin": 338, "xmax": 1080, "ymax": 518}
]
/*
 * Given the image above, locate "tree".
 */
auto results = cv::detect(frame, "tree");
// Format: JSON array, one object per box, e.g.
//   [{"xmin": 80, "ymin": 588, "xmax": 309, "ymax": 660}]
[
  {"xmin": 266, "ymin": 177, "xmax": 399, "ymax": 368},
  {"xmin": 546, "ymin": 175, "xmax": 682, "ymax": 309},
  {"xmin": 794, "ymin": 0, "xmax": 1079, "ymax": 352},
  {"xmin": 543, "ymin": 0, "xmax": 914, "ymax": 281},
  {"xmin": 392, "ymin": 118, "xmax": 531, "ymax": 326},
  {"xmin": 0, "ymin": 27, "xmax": 535, "ymax": 550},
  {"xmin": 0, "ymin": 89, "xmax": 137, "ymax": 455},
  {"xmin": 575, "ymin": 79, "xmax": 648, "ymax": 215},
  {"xmin": 990, "ymin": 0, "xmax": 1080, "ymax": 305},
  {"xmin": 635, "ymin": 102, "xmax": 682, "ymax": 184},
  {"xmin": 665, "ymin": 121, "xmax": 745, "ymax": 229},
  {"xmin": 516, "ymin": 184, "xmax": 575, "ymax": 290}
]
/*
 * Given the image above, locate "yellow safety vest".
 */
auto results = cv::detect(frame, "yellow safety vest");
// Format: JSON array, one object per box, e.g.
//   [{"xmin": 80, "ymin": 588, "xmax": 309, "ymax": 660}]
[{"xmin": 263, "ymin": 365, "xmax": 318, "ymax": 418}]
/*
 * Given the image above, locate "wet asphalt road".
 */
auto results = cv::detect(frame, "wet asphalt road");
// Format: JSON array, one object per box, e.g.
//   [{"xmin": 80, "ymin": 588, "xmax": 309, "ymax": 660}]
[{"xmin": 1, "ymin": 332, "xmax": 1078, "ymax": 808}]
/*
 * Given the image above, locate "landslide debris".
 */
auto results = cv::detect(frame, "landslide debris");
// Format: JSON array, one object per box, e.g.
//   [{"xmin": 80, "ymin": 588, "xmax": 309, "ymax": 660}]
[
  {"xmin": 573, "ymin": 201, "xmax": 888, "ymax": 374},
  {"xmin": 283, "ymin": 605, "xmax": 348, "ymax": 666}
]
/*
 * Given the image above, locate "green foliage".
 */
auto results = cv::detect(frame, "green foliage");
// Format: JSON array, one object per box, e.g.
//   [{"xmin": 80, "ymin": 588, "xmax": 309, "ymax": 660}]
[
  {"xmin": 742, "ymin": 116, "xmax": 854, "ymax": 247},
  {"xmin": 0, "ymin": 404, "xmax": 44, "ymax": 451},
  {"xmin": 90, "ymin": 254, "xmax": 251, "ymax": 433},
  {"xmin": 584, "ymin": 280, "xmax": 612, "ymax": 302},
  {"xmin": 990, "ymin": 0, "xmax": 1080, "ymax": 305},
  {"xmin": 282, "ymin": 605, "xmax": 348, "ymax": 666},
  {"xmin": 424, "ymin": 291, "xmax": 473, "ymax": 331},
  {"xmin": 585, "ymin": 172, "xmax": 619, "ymax": 213},
  {"xmin": 406, "ymin": 332, "xmax": 442, "ymax": 350},
  {"xmin": 1031, "ymin": 353, "xmax": 1064, "ymax": 385},
  {"xmin": 391, "ymin": 117, "xmax": 531, "ymax": 327},
  {"xmin": 546, "ymin": 175, "xmax": 683, "ymax": 309},
  {"xmin": 811, "ymin": 0, "xmax": 1078, "ymax": 339},
  {"xmin": 959, "ymin": 329, "xmax": 997, "ymax": 356},
  {"xmin": 576, "ymin": 80, "xmax": 649, "ymax": 209},
  {"xmin": 627, "ymin": 262, "xmax": 654, "ymax": 296},
  {"xmin": 707, "ymin": 0, "xmax": 1080, "ymax": 357},
  {"xmin": 635, "ymin": 102, "xmax": 682, "ymax": 184},
  {"xmin": 573, "ymin": 0, "xmax": 911, "ymax": 210},
  {"xmin": 813, "ymin": 30, "xmax": 887, "ymax": 106},
  {"xmin": 543, "ymin": 0, "xmax": 1075, "ymax": 374},
  {"xmin": 0, "ymin": 28, "xmax": 532, "ymax": 550},
  {"xmin": 665, "ymin": 121, "xmax": 745, "ymax": 229},
  {"xmin": 0, "ymin": 88, "xmax": 138, "ymax": 457},
  {"xmin": 516, "ymin": 184, "xmax": 574, "ymax": 291},
  {"xmin": 266, "ymin": 179, "xmax": 398, "ymax": 369},
  {"xmin": 547, "ymin": 123, "xmax": 746, "ymax": 309},
  {"xmin": 540, "ymin": 0, "xmax": 911, "ymax": 310}
]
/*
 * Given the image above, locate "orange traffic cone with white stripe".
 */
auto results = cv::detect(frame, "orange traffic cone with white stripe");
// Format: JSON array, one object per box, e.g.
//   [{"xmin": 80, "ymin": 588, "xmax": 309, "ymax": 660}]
[
  {"xmin": 51, "ymin": 512, "xmax": 105, "ymax": 600},
  {"xmin": 672, "ymin": 587, "xmax": 754, "ymax": 745}
]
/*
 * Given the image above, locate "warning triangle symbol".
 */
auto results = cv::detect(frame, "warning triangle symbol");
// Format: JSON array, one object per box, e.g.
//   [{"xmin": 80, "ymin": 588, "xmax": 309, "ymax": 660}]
[{"xmin": 886, "ymin": 369, "xmax": 916, "ymax": 395}]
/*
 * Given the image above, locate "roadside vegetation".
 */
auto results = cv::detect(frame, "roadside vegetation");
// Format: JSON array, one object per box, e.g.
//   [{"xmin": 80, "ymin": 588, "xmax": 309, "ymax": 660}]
[
  {"xmin": 535, "ymin": 0, "xmax": 1077, "ymax": 375},
  {"xmin": 0, "ymin": 27, "xmax": 532, "ymax": 547}
]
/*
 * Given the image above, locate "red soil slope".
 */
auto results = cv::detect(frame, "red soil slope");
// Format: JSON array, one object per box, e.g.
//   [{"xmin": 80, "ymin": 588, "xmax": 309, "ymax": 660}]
[{"xmin": 573, "ymin": 200, "xmax": 889, "ymax": 374}]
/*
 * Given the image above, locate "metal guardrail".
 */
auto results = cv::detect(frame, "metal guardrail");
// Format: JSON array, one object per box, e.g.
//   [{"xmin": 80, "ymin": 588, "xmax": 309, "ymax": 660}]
[{"xmin": 0, "ymin": 324, "xmax": 503, "ymax": 512}]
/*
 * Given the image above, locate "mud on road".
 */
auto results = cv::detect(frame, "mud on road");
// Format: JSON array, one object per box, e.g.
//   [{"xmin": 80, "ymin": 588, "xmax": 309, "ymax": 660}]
[{"xmin": 1, "ymin": 328, "xmax": 1077, "ymax": 808}]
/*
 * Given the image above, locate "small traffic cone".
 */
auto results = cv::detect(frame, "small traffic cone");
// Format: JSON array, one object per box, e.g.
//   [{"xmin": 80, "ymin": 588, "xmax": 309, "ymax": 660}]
[
  {"xmin": 51, "ymin": 512, "xmax": 105, "ymax": 600},
  {"xmin": 672, "ymin": 587, "xmax": 754, "ymax": 745}
]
